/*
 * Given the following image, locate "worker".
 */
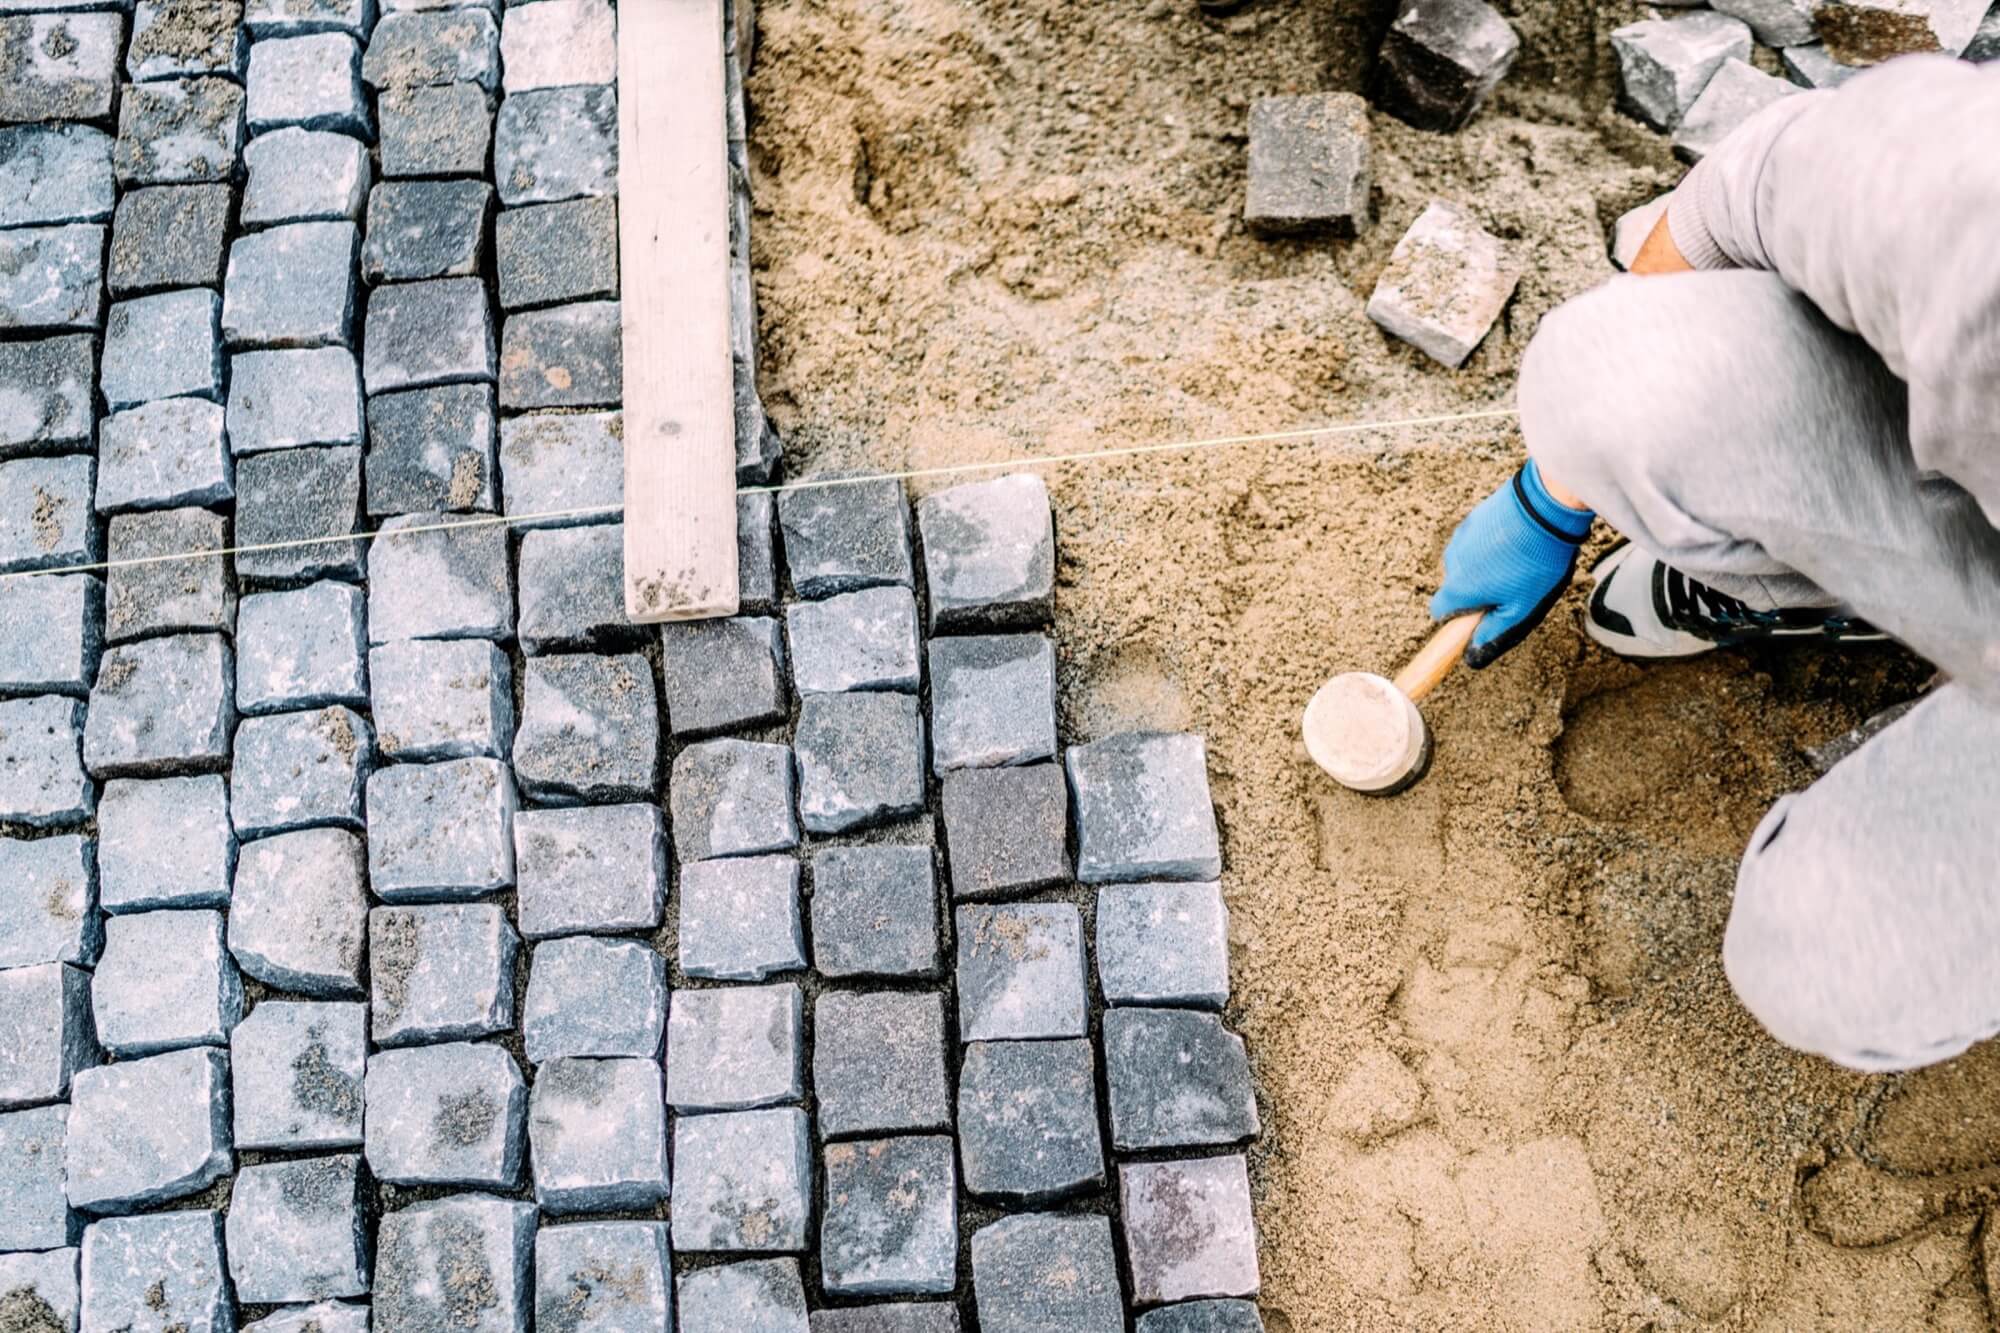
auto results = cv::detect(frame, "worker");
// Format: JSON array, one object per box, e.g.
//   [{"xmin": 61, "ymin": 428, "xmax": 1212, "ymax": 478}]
[{"xmin": 1428, "ymin": 55, "xmax": 2000, "ymax": 1073}]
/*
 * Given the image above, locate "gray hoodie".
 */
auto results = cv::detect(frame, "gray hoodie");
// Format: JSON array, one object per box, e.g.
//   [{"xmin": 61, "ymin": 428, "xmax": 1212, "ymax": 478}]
[{"xmin": 1665, "ymin": 56, "xmax": 2000, "ymax": 523}]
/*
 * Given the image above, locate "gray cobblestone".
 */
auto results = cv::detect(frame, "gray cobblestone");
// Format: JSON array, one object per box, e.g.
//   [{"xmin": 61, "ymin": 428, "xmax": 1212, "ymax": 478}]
[
  {"xmin": 0, "ymin": 573, "xmax": 98, "ymax": 698},
  {"xmin": 958, "ymin": 1038, "xmax": 1103, "ymax": 1203},
  {"xmin": 0, "ymin": 336, "xmax": 93, "ymax": 456},
  {"xmin": 514, "ymin": 803, "xmax": 664, "ymax": 937},
  {"xmin": 970, "ymin": 1214, "xmax": 1123, "ymax": 1333},
  {"xmin": 97, "ymin": 775, "xmax": 234, "ymax": 913},
  {"xmin": 0, "ymin": 15, "xmax": 121, "ymax": 123},
  {"xmin": 517, "ymin": 524, "xmax": 641, "ymax": 653},
  {"xmin": 955, "ymin": 903, "xmax": 1086, "ymax": 1042},
  {"xmin": 83, "ymin": 634, "xmax": 234, "ymax": 777},
  {"xmin": 659, "ymin": 615, "xmax": 786, "ymax": 738},
  {"xmin": 223, "ymin": 220, "xmax": 358, "ymax": 349},
  {"xmin": 534, "ymin": 1221, "xmax": 673, "ymax": 1333},
  {"xmin": 497, "ymin": 410, "xmax": 621, "ymax": 527},
  {"xmin": 65, "ymin": 1047, "xmax": 230, "ymax": 1211},
  {"xmin": 669, "ymin": 739, "xmax": 798, "ymax": 861},
  {"xmin": 113, "ymin": 78, "xmax": 245, "ymax": 186},
  {"xmin": 127, "ymin": 0, "xmax": 246, "ymax": 80},
  {"xmin": 228, "ymin": 827, "xmax": 368, "ymax": 996},
  {"xmin": 810, "ymin": 845, "xmax": 939, "ymax": 980},
  {"xmin": 0, "ymin": 224, "xmax": 102, "ymax": 331},
  {"xmin": 246, "ymin": 0, "xmax": 369, "ymax": 37},
  {"xmin": 368, "ymin": 511, "xmax": 512, "ymax": 641},
  {"xmin": 234, "ymin": 446, "xmax": 366, "ymax": 584},
  {"xmin": 228, "ymin": 999, "xmax": 365, "ymax": 1149},
  {"xmin": 787, "ymin": 586, "xmax": 919, "ymax": 696},
  {"xmin": 367, "ymin": 383, "xmax": 498, "ymax": 516},
  {"xmin": 500, "ymin": 0, "xmax": 614, "ymax": 90},
  {"xmin": 0, "ymin": 695, "xmax": 92, "ymax": 826},
  {"xmin": 678, "ymin": 855, "xmax": 804, "ymax": 981},
  {"xmin": 1097, "ymin": 881, "xmax": 1230, "ymax": 1009},
  {"xmin": 96, "ymin": 398, "xmax": 231, "ymax": 512},
  {"xmin": 929, "ymin": 634, "xmax": 1056, "ymax": 773},
  {"xmin": 371, "ymin": 638, "xmax": 512, "ymax": 761},
  {"xmin": 363, "ymin": 179, "xmax": 492, "ymax": 282},
  {"xmin": 0, "ymin": 125, "xmax": 112, "ymax": 228},
  {"xmin": 379, "ymin": 82, "xmax": 493, "ymax": 178},
  {"xmin": 821, "ymin": 1136, "xmax": 958, "ymax": 1297},
  {"xmin": 0, "ymin": 1103, "xmax": 75, "ymax": 1249},
  {"xmin": 679, "ymin": 1260, "xmax": 809, "ymax": 1333},
  {"xmin": 529, "ymin": 1057, "xmax": 671, "ymax": 1213},
  {"xmin": 367, "ymin": 759, "xmax": 517, "ymax": 902},
  {"xmin": 795, "ymin": 691, "xmax": 925, "ymax": 835},
  {"xmin": 225, "ymin": 1154, "xmax": 370, "ymax": 1303},
  {"xmin": 237, "ymin": 581, "xmax": 369, "ymax": 714},
  {"xmin": 103, "ymin": 289, "xmax": 222, "ymax": 408},
  {"xmin": 1067, "ymin": 732, "xmax": 1222, "ymax": 883},
  {"xmin": 1611, "ymin": 12, "xmax": 1752, "ymax": 130},
  {"xmin": 364, "ymin": 1040, "xmax": 525, "ymax": 1186},
  {"xmin": 365, "ymin": 276, "xmax": 496, "ymax": 392},
  {"xmin": 79, "ymin": 1211, "xmax": 230, "ymax": 1332},
  {"xmin": 1105, "ymin": 1008, "xmax": 1259, "ymax": 1151},
  {"xmin": 243, "ymin": 1303, "xmax": 370, "ymax": 1333},
  {"xmin": 665, "ymin": 983, "xmax": 802, "ymax": 1112},
  {"xmin": 370, "ymin": 903, "xmax": 518, "ymax": 1044},
  {"xmin": 103, "ymin": 507, "xmax": 233, "ymax": 642},
  {"xmin": 1135, "ymin": 1300, "xmax": 1267, "ymax": 1333},
  {"xmin": 0, "ymin": 455, "xmax": 96, "ymax": 573},
  {"xmin": 0, "ymin": 962, "xmax": 95, "ymax": 1109},
  {"xmin": 228, "ymin": 346, "xmax": 365, "ymax": 454},
  {"xmin": 497, "ymin": 196, "xmax": 617, "ymax": 309},
  {"xmin": 107, "ymin": 184, "xmax": 230, "ymax": 296},
  {"xmin": 247, "ymin": 33, "xmax": 368, "ymax": 135},
  {"xmin": 513, "ymin": 652, "xmax": 659, "ymax": 802},
  {"xmin": 374, "ymin": 1194, "xmax": 535, "ymax": 1333},
  {"xmin": 91, "ymin": 908, "xmax": 241, "ymax": 1057},
  {"xmin": 810, "ymin": 1307, "xmax": 962, "ymax": 1333},
  {"xmin": 242, "ymin": 127, "xmax": 369, "ymax": 226},
  {"xmin": 671, "ymin": 1108, "xmax": 813, "ymax": 1253},
  {"xmin": 0, "ymin": 833, "xmax": 99, "ymax": 968},
  {"xmin": 1121, "ymin": 1156, "xmax": 1260, "ymax": 1304},
  {"xmin": 231, "ymin": 706, "xmax": 371, "ymax": 837},
  {"xmin": 941, "ymin": 764, "xmax": 1068, "ymax": 899},
  {"xmin": 739, "ymin": 490, "xmax": 779, "ymax": 610},
  {"xmin": 779, "ymin": 478, "xmax": 913, "ymax": 599},
  {"xmin": 498, "ymin": 299, "xmax": 621, "ymax": 410},
  {"xmin": 522, "ymin": 936, "xmax": 665, "ymax": 1062},
  {"xmin": 916, "ymin": 474, "xmax": 1054, "ymax": 632},
  {"xmin": 814, "ymin": 991, "xmax": 949, "ymax": 1139},
  {"xmin": 495, "ymin": 85, "xmax": 616, "ymax": 204},
  {"xmin": 1673, "ymin": 56, "xmax": 1797, "ymax": 163},
  {"xmin": 363, "ymin": 8, "xmax": 500, "ymax": 89},
  {"xmin": 1244, "ymin": 92, "xmax": 1371, "ymax": 237},
  {"xmin": 1373, "ymin": 0, "xmax": 1520, "ymax": 133},
  {"xmin": 0, "ymin": 1249, "xmax": 77, "ymax": 1333}
]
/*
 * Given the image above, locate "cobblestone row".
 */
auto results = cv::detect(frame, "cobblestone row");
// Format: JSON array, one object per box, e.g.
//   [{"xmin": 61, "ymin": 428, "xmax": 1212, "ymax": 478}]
[{"xmin": 0, "ymin": 0, "xmax": 1267, "ymax": 1329}]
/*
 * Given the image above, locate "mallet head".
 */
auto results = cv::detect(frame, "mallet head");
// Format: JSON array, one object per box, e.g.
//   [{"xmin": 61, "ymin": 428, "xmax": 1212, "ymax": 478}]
[{"xmin": 1301, "ymin": 670, "xmax": 1433, "ymax": 796}]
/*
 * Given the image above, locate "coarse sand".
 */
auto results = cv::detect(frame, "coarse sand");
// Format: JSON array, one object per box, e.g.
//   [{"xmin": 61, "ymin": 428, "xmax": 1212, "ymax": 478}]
[{"xmin": 748, "ymin": 0, "xmax": 1990, "ymax": 1326}]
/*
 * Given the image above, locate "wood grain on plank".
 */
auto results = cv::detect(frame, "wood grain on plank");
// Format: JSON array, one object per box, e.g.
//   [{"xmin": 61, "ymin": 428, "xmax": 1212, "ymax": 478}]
[{"xmin": 618, "ymin": 0, "xmax": 740, "ymax": 621}]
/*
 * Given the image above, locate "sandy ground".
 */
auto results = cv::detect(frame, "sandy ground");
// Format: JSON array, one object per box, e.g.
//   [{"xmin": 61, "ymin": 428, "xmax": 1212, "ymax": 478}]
[{"xmin": 745, "ymin": 1, "xmax": 1991, "ymax": 1326}]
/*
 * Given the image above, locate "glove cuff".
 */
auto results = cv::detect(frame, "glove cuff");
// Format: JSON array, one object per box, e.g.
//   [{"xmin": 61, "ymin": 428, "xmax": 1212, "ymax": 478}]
[{"xmin": 1516, "ymin": 460, "xmax": 1594, "ymax": 543}]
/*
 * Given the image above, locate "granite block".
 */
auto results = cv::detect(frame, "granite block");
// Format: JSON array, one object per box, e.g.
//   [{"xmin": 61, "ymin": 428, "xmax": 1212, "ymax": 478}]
[
  {"xmin": 0, "ymin": 573, "xmax": 99, "ymax": 698},
  {"xmin": 366, "ymin": 382, "xmax": 498, "ymax": 515},
  {"xmin": 369, "ymin": 903, "xmax": 518, "ymax": 1045},
  {"xmin": 678, "ymin": 1260, "xmax": 808, "ymax": 1333},
  {"xmin": 779, "ymin": 477, "xmax": 912, "ymax": 599},
  {"xmin": 928, "ymin": 634, "xmax": 1057, "ymax": 773},
  {"xmin": 246, "ymin": 32, "xmax": 369, "ymax": 135},
  {"xmin": 0, "ymin": 695, "xmax": 92, "ymax": 827},
  {"xmin": 494, "ymin": 85, "xmax": 616, "ymax": 205},
  {"xmin": 222, "ymin": 220, "xmax": 358, "ymax": 349},
  {"xmin": 233, "ymin": 445, "xmax": 366, "ymax": 584},
  {"xmin": 364, "ymin": 277, "xmax": 496, "ymax": 392},
  {"xmin": 794, "ymin": 691, "xmax": 925, "ymax": 835},
  {"xmin": 969, "ymin": 1214, "xmax": 1123, "ymax": 1333},
  {"xmin": 1097, "ymin": 881, "xmax": 1230, "ymax": 1008},
  {"xmin": 0, "ymin": 124, "xmax": 111, "ymax": 227},
  {"xmin": 127, "ymin": 0, "xmax": 246, "ymax": 80},
  {"xmin": 497, "ymin": 409, "xmax": 621, "ymax": 526},
  {"xmin": 955, "ymin": 903, "xmax": 1087, "ymax": 1042},
  {"xmin": 102, "ymin": 289, "xmax": 221, "ymax": 408},
  {"xmin": 516, "ymin": 523, "xmax": 642, "ymax": 653},
  {"xmin": 374, "ymin": 1194, "xmax": 536, "ymax": 1333},
  {"xmin": 225, "ymin": 1154, "xmax": 370, "ymax": 1303},
  {"xmin": 78, "ymin": 1212, "xmax": 231, "ymax": 1332},
  {"xmin": 512, "ymin": 652, "xmax": 660, "ymax": 803},
  {"xmin": 96, "ymin": 774, "xmax": 233, "ymax": 912},
  {"xmin": 228, "ymin": 827, "xmax": 368, "ymax": 996},
  {"xmin": 236, "ymin": 581, "xmax": 368, "ymax": 714},
  {"xmin": 228, "ymin": 999, "xmax": 365, "ymax": 1149},
  {"xmin": 107, "ymin": 183, "xmax": 230, "ymax": 295},
  {"xmin": 527, "ymin": 1057, "xmax": 671, "ymax": 1214},
  {"xmin": 0, "ymin": 962, "xmax": 96, "ymax": 1109},
  {"xmin": 227, "ymin": 346, "xmax": 364, "ymax": 454},
  {"xmin": 0, "ymin": 15, "xmax": 121, "ymax": 124},
  {"xmin": 534, "ymin": 1222, "xmax": 673, "ymax": 1333},
  {"xmin": 0, "ymin": 335, "xmax": 93, "ymax": 456},
  {"xmin": 496, "ymin": 196, "xmax": 617, "ymax": 309},
  {"xmin": 65, "ymin": 1047, "xmax": 230, "ymax": 1211},
  {"xmin": 659, "ymin": 615, "xmax": 787, "ymax": 738},
  {"xmin": 112, "ymin": 78, "xmax": 244, "ymax": 186},
  {"xmin": 813, "ymin": 991, "xmax": 949, "ymax": 1139},
  {"xmin": 370, "ymin": 638, "xmax": 512, "ymax": 761},
  {"xmin": 366, "ymin": 759, "xmax": 517, "ymax": 901},
  {"xmin": 363, "ymin": 178, "xmax": 491, "ymax": 282},
  {"xmin": 498, "ymin": 300, "xmax": 621, "ymax": 409},
  {"xmin": 940, "ymin": 764, "xmax": 1069, "ymax": 900},
  {"xmin": 514, "ymin": 803, "xmax": 665, "ymax": 937},
  {"xmin": 0, "ymin": 833, "xmax": 99, "ymax": 969},
  {"xmin": 668, "ymin": 739, "xmax": 798, "ymax": 861},
  {"xmin": 1067, "ymin": 732, "xmax": 1222, "ymax": 883},
  {"xmin": 0, "ymin": 1103, "xmax": 75, "ymax": 1250},
  {"xmin": 522, "ymin": 936, "xmax": 665, "ymax": 1063},
  {"xmin": 241, "ymin": 126, "xmax": 369, "ymax": 226},
  {"xmin": 367, "ymin": 511, "xmax": 512, "ymax": 642},
  {"xmin": 102, "ymin": 507, "xmax": 233, "ymax": 643},
  {"xmin": 678, "ymin": 854, "xmax": 804, "ymax": 981},
  {"xmin": 230, "ymin": 706, "xmax": 371, "ymax": 838},
  {"xmin": 379, "ymin": 82, "xmax": 492, "ymax": 178},
  {"xmin": 821, "ymin": 1136, "xmax": 958, "ymax": 1297},
  {"xmin": 95, "ymin": 398, "xmax": 230, "ymax": 512},
  {"xmin": 809, "ymin": 844, "xmax": 940, "ymax": 980},
  {"xmin": 671, "ymin": 1109, "xmax": 812, "ymax": 1253},
  {"xmin": 786, "ymin": 586, "xmax": 920, "ymax": 696},
  {"xmin": 91, "ymin": 908, "xmax": 240, "ymax": 1057},
  {"xmin": 958, "ymin": 1038, "xmax": 1103, "ymax": 1202},
  {"xmin": 0, "ymin": 455, "xmax": 97, "ymax": 573},
  {"xmin": 664, "ymin": 983, "xmax": 802, "ymax": 1112},
  {"xmin": 1121, "ymin": 1156, "xmax": 1261, "ymax": 1303},
  {"xmin": 364, "ymin": 1040, "xmax": 525, "ymax": 1186}
]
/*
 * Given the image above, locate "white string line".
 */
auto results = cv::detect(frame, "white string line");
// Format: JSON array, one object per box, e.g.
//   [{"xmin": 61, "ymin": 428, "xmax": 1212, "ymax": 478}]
[{"xmin": 0, "ymin": 405, "xmax": 1518, "ymax": 583}]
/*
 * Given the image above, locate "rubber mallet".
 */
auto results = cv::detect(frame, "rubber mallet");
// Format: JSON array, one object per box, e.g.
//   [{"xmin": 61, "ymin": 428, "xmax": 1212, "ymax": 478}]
[{"xmin": 1301, "ymin": 614, "xmax": 1479, "ymax": 795}]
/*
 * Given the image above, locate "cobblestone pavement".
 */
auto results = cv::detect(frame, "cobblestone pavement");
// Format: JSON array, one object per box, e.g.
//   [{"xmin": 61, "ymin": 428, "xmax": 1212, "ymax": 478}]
[{"xmin": 0, "ymin": 1, "xmax": 1265, "ymax": 1329}]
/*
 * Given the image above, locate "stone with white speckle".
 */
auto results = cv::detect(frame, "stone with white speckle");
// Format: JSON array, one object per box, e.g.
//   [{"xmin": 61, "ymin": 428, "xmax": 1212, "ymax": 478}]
[
  {"xmin": 223, "ymin": 221, "xmax": 358, "ymax": 350},
  {"xmin": 1104, "ymin": 1008, "xmax": 1260, "ymax": 1151},
  {"xmin": 0, "ymin": 695, "xmax": 92, "ymax": 827},
  {"xmin": 225, "ymin": 1155, "xmax": 370, "ymax": 1303},
  {"xmin": 534, "ymin": 1222, "xmax": 674, "ymax": 1333},
  {"xmin": 237, "ymin": 582, "xmax": 369, "ymax": 715},
  {"xmin": 363, "ymin": 8, "xmax": 500, "ymax": 89},
  {"xmin": 516, "ymin": 523, "xmax": 644, "ymax": 654},
  {"xmin": 779, "ymin": 478, "xmax": 912, "ymax": 599},
  {"xmin": 786, "ymin": 586, "xmax": 921, "ymax": 695},
  {"xmin": 79, "ymin": 1211, "xmax": 231, "ymax": 1332},
  {"xmin": 671, "ymin": 1109, "xmax": 813, "ymax": 1254},
  {"xmin": 497, "ymin": 410, "xmax": 621, "ymax": 527},
  {"xmin": 374, "ymin": 1194, "xmax": 536, "ymax": 1333},
  {"xmin": 659, "ymin": 616, "xmax": 787, "ymax": 738},
  {"xmin": 678, "ymin": 855, "xmax": 804, "ymax": 981},
  {"xmin": 678, "ymin": 1259, "xmax": 809, "ymax": 1333},
  {"xmin": 0, "ymin": 455, "xmax": 97, "ymax": 574},
  {"xmin": 365, "ymin": 281, "xmax": 497, "ymax": 397},
  {"xmin": 665, "ymin": 983, "xmax": 802, "ymax": 1113},
  {"xmin": 367, "ymin": 382, "xmax": 498, "ymax": 517},
  {"xmin": 379, "ymin": 82, "xmax": 494, "ymax": 178},
  {"xmin": 371, "ymin": 638, "xmax": 513, "ymax": 761},
  {"xmin": 522, "ymin": 936, "xmax": 665, "ymax": 1063},
  {"xmin": 0, "ymin": 336, "xmax": 94, "ymax": 458},
  {"xmin": 228, "ymin": 827, "xmax": 368, "ymax": 997},
  {"xmin": 229, "ymin": 999, "xmax": 366, "ymax": 1150},
  {"xmin": 1610, "ymin": 12, "xmax": 1752, "ymax": 130},
  {"xmin": 1121, "ymin": 1156, "xmax": 1261, "ymax": 1304},
  {"xmin": 102, "ymin": 290, "xmax": 222, "ymax": 410},
  {"xmin": 231, "ymin": 706, "xmax": 372, "ymax": 838},
  {"xmin": 103, "ymin": 508, "xmax": 233, "ymax": 643},
  {"xmin": 513, "ymin": 652, "xmax": 660, "ymax": 803},
  {"xmin": 369, "ymin": 903, "xmax": 518, "ymax": 1046},
  {"xmin": 969, "ymin": 1214, "xmax": 1123, "ymax": 1333},
  {"xmin": 668, "ymin": 739, "xmax": 799, "ymax": 862},
  {"xmin": 1672, "ymin": 58, "xmax": 1800, "ymax": 163},
  {"xmin": 0, "ymin": 14, "xmax": 121, "ymax": 123},
  {"xmin": 95, "ymin": 398, "xmax": 231, "ymax": 513},
  {"xmin": 96, "ymin": 775, "xmax": 234, "ymax": 914},
  {"xmin": 233, "ymin": 446, "xmax": 367, "ymax": 586},
  {"xmin": 0, "ymin": 224, "xmax": 103, "ymax": 332},
  {"xmin": 90, "ymin": 909, "xmax": 241, "ymax": 1058},
  {"xmin": 809, "ymin": 845, "xmax": 940, "ymax": 980},
  {"xmin": 514, "ymin": 803, "xmax": 664, "ymax": 938},
  {"xmin": 809, "ymin": 1306, "xmax": 962, "ymax": 1333},
  {"xmin": 365, "ymin": 1041, "xmax": 525, "ymax": 1187},
  {"xmin": 65, "ymin": 1048, "xmax": 230, "ymax": 1212},
  {"xmin": 528, "ymin": 1057, "xmax": 671, "ymax": 1214},
  {"xmin": 958, "ymin": 1038, "xmax": 1103, "ymax": 1203},
  {"xmin": 0, "ymin": 1249, "xmax": 78, "ymax": 1333},
  {"xmin": 813, "ymin": 992, "xmax": 950, "ymax": 1140},
  {"xmin": 498, "ymin": 300, "xmax": 621, "ymax": 411},
  {"xmin": 929, "ymin": 634, "xmax": 1057, "ymax": 773},
  {"xmin": 0, "ymin": 125, "xmax": 113, "ymax": 229},
  {"xmin": 83, "ymin": 634, "xmax": 234, "ymax": 778},
  {"xmin": 0, "ymin": 834, "xmax": 98, "ymax": 969},
  {"xmin": 0, "ymin": 1103, "xmax": 76, "ymax": 1249},
  {"xmin": 495, "ymin": 85, "xmax": 617, "ymax": 205},
  {"xmin": 941, "ymin": 765, "xmax": 1069, "ymax": 900},
  {"xmin": 107, "ymin": 184, "xmax": 229, "ymax": 297},
  {"xmin": 795, "ymin": 691, "xmax": 925, "ymax": 835},
  {"xmin": 362, "ymin": 178, "xmax": 491, "ymax": 283},
  {"xmin": 369, "ymin": 511, "xmax": 514, "ymax": 642},
  {"xmin": 1364, "ymin": 200, "xmax": 1521, "ymax": 369},
  {"xmin": 0, "ymin": 962, "xmax": 96, "ymax": 1110},
  {"xmin": 242, "ymin": 127, "xmax": 370, "ymax": 226},
  {"xmin": 955, "ymin": 903, "xmax": 1086, "ymax": 1042},
  {"xmin": 1711, "ymin": 0, "xmax": 1816, "ymax": 46},
  {"xmin": 1067, "ymin": 732, "xmax": 1223, "ymax": 883},
  {"xmin": 821, "ymin": 1136, "xmax": 958, "ymax": 1297},
  {"xmin": 1096, "ymin": 881, "xmax": 1231, "ymax": 1008},
  {"xmin": 0, "ymin": 574, "xmax": 98, "ymax": 698},
  {"xmin": 227, "ymin": 347, "xmax": 365, "ymax": 455}
]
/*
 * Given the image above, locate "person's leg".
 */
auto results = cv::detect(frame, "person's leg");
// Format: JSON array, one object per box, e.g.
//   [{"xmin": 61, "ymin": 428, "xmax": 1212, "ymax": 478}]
[
  {"xmin": 1520, "ymin": 270, "xmax": 2000, "ymax": 698},
  {"xmin": 1720, "ymin": 684, "xmax": 2000, "ymax": 1071}
]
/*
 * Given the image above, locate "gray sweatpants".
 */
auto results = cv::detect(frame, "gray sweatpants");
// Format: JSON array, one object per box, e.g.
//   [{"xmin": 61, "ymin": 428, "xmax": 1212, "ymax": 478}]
[{"xmin": 1520, "ymin": 271, "xmax": 2000, "ymax": 1073}]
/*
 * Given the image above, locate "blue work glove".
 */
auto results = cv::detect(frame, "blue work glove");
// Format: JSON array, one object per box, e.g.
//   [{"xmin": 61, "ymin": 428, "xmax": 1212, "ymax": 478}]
[{"xmin": 1430, "ymin": 460, "xmax": 1595, "ymax": 667}]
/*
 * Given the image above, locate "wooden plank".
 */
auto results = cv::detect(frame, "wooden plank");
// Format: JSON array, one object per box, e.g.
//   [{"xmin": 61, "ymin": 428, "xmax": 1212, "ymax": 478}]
[{"xmin": 618, "ymin": 0, "xmax": 740, "ymax": 622}]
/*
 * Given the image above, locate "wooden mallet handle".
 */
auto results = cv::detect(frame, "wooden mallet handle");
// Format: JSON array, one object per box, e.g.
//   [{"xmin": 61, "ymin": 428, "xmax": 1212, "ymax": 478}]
[{"xmin": 1391, "ymin": 615, "xmax": 1479, "ymax": 704}]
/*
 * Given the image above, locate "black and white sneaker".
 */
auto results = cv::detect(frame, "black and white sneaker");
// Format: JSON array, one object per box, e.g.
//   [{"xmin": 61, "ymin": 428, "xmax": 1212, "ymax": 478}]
[{"xmin": 1585, "ymin": 542, "xmax": 1889, "ymax": 660}]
